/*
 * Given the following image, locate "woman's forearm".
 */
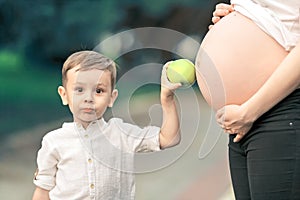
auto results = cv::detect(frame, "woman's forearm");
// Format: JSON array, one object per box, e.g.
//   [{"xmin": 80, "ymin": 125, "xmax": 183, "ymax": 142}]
[
  {"xmin": 243, "ymin": 40, "xmax": 300, "ymax": 122},
  {"xmin": 32, "ymin": 187, "xmax": 50, "ymax": 200}
]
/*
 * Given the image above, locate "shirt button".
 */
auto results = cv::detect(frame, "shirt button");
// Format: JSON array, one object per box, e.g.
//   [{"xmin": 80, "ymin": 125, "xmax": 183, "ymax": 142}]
[
  {"xmin": 84, "ymin": 134, "xmax": 89, "ymax": 138},
  {"xmin": 90, "ymin": 183, "xmax": 95, "ymax": 189},
  {"xmin": 88, "ymin": 158, "xmax": 92, "ymax": 163}
]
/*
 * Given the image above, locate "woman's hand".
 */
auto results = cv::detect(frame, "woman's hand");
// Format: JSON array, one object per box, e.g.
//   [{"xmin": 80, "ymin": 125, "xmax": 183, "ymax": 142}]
[
  {"xmin": 209, "ymin": 3, "xmax": 234, "ymax": 29},
  {"xmin": 216, "ymin": 104, "xmax": 255, "ymax": 142}
]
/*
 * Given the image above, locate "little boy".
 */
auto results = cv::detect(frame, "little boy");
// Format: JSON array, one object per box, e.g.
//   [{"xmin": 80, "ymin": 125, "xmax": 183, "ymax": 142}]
[{"xmin": 32, "ymin": 50, "xmax": 181, "ymax": 200}]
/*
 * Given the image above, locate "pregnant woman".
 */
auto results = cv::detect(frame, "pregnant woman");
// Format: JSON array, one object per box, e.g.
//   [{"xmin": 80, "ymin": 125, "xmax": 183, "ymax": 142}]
[{"xmin": 196, "ymin": 1, "xmax": 300, "ymax": 199}]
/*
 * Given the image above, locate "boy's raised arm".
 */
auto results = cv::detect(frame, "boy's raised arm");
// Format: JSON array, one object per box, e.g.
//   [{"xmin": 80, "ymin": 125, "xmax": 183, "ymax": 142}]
[{"xmin": 159, "ymin": 62, "xmax": 181, "ymax": 149}]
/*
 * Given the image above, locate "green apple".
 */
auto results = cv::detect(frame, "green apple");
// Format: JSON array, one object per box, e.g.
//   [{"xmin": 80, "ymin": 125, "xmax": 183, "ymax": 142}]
[{"xmin": 167, "ymin": 59, "xmax": 196, "ymax": 86}]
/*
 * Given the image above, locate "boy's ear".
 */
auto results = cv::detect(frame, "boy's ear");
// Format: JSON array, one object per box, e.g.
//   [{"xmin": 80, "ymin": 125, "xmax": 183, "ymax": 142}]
[
  {"xmin": 58, "ymin": 86, "xmax": 68, "ymax": 105},
  {"xmin": 108, "ymin": 89, "xmax": 118, "ymax": 108}
]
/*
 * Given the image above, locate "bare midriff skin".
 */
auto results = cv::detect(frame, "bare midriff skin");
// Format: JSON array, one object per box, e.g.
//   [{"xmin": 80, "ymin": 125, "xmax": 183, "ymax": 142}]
[{"xmin": 196, "ymin": 11, "xmax": 288, "ymax": 110}]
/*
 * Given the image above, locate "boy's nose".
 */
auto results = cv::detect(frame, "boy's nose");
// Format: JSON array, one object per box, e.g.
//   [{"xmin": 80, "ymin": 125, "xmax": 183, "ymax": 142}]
[{"xmin": 84, "ymin": 92, "xmax": 94, "ymax": 103}]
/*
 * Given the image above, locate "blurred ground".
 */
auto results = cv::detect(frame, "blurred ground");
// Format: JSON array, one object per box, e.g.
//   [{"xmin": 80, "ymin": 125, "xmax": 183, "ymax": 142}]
[{"xmin": 0, "ymin": 89, "xmax": 234, "ymax": 200}]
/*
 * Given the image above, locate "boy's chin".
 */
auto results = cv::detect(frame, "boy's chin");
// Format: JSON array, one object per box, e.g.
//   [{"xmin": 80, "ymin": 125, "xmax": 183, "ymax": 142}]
[
  {"xmin": 75, "ymin": 115, "xmax": 101, "ymax": 124},
  {"xmin": 83, "ymin": 117, "xmax": 100, "ymax": 123}
]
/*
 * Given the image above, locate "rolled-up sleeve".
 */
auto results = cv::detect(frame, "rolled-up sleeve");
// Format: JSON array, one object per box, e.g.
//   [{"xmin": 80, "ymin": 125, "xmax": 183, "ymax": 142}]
[
  {"xmin": 33, "ymin": 135, "xmax": 59, "ymax": 191},
  {"xmin": 133, "ymin": 125, "xmax": 161, "ymax": 152},
  {"xmin": 110, "ymin": 118, "xmax": 161, "ymax": 152}
]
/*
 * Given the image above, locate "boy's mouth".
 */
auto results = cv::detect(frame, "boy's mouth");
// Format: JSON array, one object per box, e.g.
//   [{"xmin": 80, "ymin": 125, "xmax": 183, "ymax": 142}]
[{"xmin": 81, "ymin": 108, "xmax": 95, "ymax": 113}]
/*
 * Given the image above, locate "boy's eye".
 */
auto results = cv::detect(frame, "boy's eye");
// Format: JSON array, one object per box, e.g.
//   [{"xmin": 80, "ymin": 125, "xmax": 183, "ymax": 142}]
[
  {"xmin": 96, "ymin": 88, "xmax": 104, "ymax": 94},
  {"xmin": 75, "ymin": 87, "xmax": 83, "ymax": 92}
]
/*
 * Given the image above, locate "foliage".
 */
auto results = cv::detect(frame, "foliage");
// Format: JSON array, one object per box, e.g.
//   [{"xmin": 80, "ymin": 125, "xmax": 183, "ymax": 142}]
[{"xmin": 0, "ymin": 0, "xmax": 226, "ymax": 134}]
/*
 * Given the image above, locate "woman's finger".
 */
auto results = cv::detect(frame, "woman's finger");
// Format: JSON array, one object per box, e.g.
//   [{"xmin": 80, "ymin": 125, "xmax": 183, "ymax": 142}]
[
  {"xmin": 212, "ymin": 16, "xmax": 221, "ymax": 24},
  {"xmin": 213, "ymin": 9, "xmax": 229, "ymax": 17},
  {"xmin": 215, "ymin": 3, "xmax": 234, "ymax": 11},
  {"xmin": 233, "ymin": 133, "xmax": 244, "ymax": 143}
]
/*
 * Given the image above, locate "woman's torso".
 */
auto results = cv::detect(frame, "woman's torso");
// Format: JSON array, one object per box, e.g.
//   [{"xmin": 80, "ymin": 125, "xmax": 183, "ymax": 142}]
[{"xmin": 196, "ymin": 11, "xmax": 288, "ymax": 110}]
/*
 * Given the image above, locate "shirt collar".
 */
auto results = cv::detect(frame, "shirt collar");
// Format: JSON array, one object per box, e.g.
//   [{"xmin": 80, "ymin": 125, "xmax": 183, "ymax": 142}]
[{"xmin": 62, "ymin": 118, "xmax": 107, "ymax": 134}]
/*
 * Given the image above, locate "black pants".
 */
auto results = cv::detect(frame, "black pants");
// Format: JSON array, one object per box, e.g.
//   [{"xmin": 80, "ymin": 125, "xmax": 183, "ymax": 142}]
[{"xmin": 229, "ymin": 89, "xmax": 300, "ymax": 200}]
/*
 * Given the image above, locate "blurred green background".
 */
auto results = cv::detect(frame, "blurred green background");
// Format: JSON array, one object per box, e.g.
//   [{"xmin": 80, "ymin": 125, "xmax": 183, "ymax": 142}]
[
  {"xmin": 0, "ymin": 0, "xmax": 233, "ymax": 199},
  {"xmin": 0, "ymin": 0, "xmax": 227, "ymax": 137}
]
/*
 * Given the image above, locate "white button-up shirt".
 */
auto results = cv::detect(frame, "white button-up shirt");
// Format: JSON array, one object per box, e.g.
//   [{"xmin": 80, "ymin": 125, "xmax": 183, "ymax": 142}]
[{"xmin": 34, "ymin": 118, "xmax": 160, "ymax": 200}]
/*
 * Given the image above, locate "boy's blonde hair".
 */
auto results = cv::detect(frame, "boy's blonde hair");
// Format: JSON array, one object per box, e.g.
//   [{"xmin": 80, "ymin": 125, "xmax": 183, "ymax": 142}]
[{"xmin": 62, "ymin": 51, "xmax": 117, "ymax": 90}]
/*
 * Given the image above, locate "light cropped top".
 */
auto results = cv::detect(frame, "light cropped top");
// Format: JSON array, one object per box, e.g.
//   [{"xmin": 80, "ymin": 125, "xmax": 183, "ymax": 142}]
[{"xmin": 231, "ymin": 0, "xmax": 300, "ymax": 51}]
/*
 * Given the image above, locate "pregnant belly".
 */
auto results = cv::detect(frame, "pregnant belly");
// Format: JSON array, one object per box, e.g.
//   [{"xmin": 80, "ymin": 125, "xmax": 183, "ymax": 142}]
[{"xmin": 196, "ymin": 11, "xmax": 288, "ymax": 110}]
